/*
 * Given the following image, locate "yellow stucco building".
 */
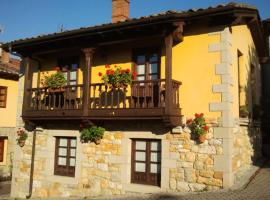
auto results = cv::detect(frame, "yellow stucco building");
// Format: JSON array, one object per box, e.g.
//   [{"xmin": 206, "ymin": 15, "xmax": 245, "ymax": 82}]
[
  {"xmin": 0, "ymin": 49, "xmax": 19, "ymax": 180},
  {"xmin": 2, "ymin": 1, "xmax": 269, "ymax": 198}
]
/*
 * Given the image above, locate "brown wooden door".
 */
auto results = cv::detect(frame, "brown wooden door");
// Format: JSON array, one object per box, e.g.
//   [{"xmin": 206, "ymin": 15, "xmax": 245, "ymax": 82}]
[
  {"xmin": 0, "ymin": 138, "xmax": 4, "ymax": 162},
  {"xmin": 131, "ymin": 139, "xmax": 161, "ymax": 186}
]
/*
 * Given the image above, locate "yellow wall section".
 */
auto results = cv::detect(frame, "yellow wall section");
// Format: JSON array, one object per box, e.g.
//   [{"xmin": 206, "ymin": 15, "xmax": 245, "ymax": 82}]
[
  {"xmin": 28, "ymin": 24, "xmax": 259, "ymax": 123},
  {"xmin": 171, "ymin": 24, "xmax": 221, "ymax": 120},
  {"xmin": 231, "ymin": 25, "xmax": 260, "ymax": 118},
  {"xmin": 0, "ymin": 78, "xmax": 18, "ymax": 127}
]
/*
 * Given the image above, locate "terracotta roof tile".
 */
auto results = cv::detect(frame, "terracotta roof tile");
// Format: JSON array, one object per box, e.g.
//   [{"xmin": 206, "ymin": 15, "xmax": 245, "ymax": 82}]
[{"xmin": 4, "ymin": 2, "xmax": 259, "ymax": 46}]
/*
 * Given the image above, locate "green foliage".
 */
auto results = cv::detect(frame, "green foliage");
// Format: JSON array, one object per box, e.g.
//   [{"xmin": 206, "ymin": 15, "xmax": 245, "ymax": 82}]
[
  {"xmin": 99, "ymin": 65, "xmax": 136, "ymax": 88},
  {"xmin": 16, "ymin": 128, "xmax": 28, "ymax": 144},
  {"xmin": 44, "ymin": 72, "xmax": 67, "ymax": 88},
  {"xmin": 187, "ymin": 113, "xmax": 209, "ymax": 136},
  {"xmin": 80, "ymin": 126, "xmax": 105, "ymax": 143}
]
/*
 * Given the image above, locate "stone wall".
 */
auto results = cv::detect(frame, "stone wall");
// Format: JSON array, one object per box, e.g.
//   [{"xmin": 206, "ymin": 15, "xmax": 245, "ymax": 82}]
[
  {"xmin": 11, "ymin": 126, "xmax": 227, "ymax": 198},
  {"xmin": 0, "ymin": 127, "xmax": 15, "ymax": 180},
  {"xmin": 233, "ymin": 122, "xmax": 262, "ymax": 182},
  {"xmin": 167, "ymin": 128, "xmax": 223, "ymax": 192},
  {"xmin": 11, "ymin": 129, "xmax": 124, "ymax": 198}
]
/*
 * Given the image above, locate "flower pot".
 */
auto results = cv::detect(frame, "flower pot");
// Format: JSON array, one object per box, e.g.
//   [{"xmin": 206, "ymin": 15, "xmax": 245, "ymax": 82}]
[
  {"xmin": 18, "ymin": 140, "xmax": 26, "ymax": 147},
  {"xmin": 198, "ymin": 135, "xmax": 207, "ymax": 143},
  {"xmin": 48, "ymin": 87, "xmax": 65, "ymax": 93},
  {"xmin": 94, "ymin": 139, "xmax": 102, "ymax": 145}
]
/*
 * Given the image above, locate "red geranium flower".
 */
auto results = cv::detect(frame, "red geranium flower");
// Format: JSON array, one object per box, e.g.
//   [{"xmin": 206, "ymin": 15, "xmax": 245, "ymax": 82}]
[
  {"xmin": 126, "ymin": 68, "xmax": 130, "ymax": 73},
  {"xmin": 105, "ymin": 64, "xmax": 110, "ymax": 68},
  {"xmin": 132, "ymin": 72, "xmax": 137, "ymax": 77},
  {"xmin": 106, "ymin": 70, "xmax": 110, "ymax": 75},
  {"xmin": 98, "ymin": 72, "xmax": 102, "ymax": 77},
  {"xmin": 203, "ymin": 126, "xmax": 209, "ymax": 131},
  {"xmin": 110, "ymin": 70, "xmax": 115, "ymax": 75},
  {"xmin": 195, "ymin": 113, "xmax": 199, "ymax": 118},
  {"xmin": 186, "ymin": 119, "xmax": 193, "ymax": 125}
]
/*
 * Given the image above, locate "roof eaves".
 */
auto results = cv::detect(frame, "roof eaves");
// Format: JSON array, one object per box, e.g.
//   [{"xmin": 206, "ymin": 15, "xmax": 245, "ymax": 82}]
[{"xmin": 2, "ymin": 2, "xmax": 260, "ymax": 49}]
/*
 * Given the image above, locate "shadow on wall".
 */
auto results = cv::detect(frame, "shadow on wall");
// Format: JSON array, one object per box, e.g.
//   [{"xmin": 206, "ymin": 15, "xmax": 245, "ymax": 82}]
[{"xmin": 244, "ymin": 45, "xmax": 263, "ymax": 163}]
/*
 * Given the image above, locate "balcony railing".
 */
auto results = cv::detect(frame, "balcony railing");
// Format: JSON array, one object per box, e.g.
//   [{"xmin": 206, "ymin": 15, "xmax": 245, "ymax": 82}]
[{"xmin": 23, "ymin": 79, "xmax": 181, "ymax": 121}]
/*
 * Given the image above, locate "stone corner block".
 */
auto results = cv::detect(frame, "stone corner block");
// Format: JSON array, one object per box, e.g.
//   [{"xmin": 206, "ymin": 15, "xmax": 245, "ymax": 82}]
[
  {"xmin": 213, "ymin": 84, "xmax": 230, "ymax": 93},
  {"xmin": 215, "ymin": 63, "xmax": 231, "ymax": 75},
  {"xmin": 222, "ymin": 92, "xmax": 233, "ymax": 103},
  {"xmin": 214, "ymin": 155, "xmax": 232, "ymax": 173},
  {"xmin": 209, "ymin": 102, "xmax": 231, "ymax": 112},
  {"xmin": 208, "ymin": 43, "xmax": 221, "ymax": 52},
  {"xmin": 213, "ymin": 127, "xmax": 233, "ymax": 139},
  {"xmin": 221, "ymin": 75, "xmax": 234, "ymax": 85}
]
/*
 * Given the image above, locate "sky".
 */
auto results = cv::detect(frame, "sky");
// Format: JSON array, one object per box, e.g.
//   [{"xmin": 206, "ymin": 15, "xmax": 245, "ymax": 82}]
[{"xmin": 0, "ymin": 0, "xmax": 269, "ymax": 43}]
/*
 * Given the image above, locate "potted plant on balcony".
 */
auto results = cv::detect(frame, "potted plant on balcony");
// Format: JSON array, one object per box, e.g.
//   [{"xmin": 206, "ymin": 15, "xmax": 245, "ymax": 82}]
[
  {"xmin": 16, "ymin": 128, "xmax": 28, "ymax": 147},
  {"xmin": 42, "ymin": 67, "xmax": 67, "ymax": 92},
  {"xmin": 187, "ymin": 113, "xmax": 209, "ymax": 143},
  {"xmin": 80, "ymin": 125, "xmax": 105, "ymax": 145},
  {"xmin": 98, "ymin": 65, "xmax": 136, "ymax": 89}
]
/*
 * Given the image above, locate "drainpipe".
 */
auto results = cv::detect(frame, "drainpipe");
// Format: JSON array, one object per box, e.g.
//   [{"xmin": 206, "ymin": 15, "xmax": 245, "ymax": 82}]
[{"xmin": 26, "ymin": 128, "xmax": 37, "ymax": 199}]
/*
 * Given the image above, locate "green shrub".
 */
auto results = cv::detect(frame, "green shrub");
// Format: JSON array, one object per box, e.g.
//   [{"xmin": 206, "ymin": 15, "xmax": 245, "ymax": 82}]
[
  {"xmin": 44, "ymin": 72, "xmax": 67, "ymax": 88},
  {"xmin": 80, "ymin": 126, "xmax": 105, "ymax": 143}
]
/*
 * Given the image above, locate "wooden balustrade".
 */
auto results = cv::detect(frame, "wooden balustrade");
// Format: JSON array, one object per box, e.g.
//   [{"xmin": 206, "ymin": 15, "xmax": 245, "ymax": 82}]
[
  {"xmin": 28, "ymin": 84, "xmax": 83, "ymax": 111},
  {"xmin": 89, "ymin": 79, "xmax": 181, "ymax": 110},
  {"xmin": 23, "ymin": 80, "xmax": 181, "ymax": 121}
]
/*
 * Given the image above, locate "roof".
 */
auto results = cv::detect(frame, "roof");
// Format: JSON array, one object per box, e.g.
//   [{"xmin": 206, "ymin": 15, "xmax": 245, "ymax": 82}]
[
  {"xmin": 3, "ymin": 2, "xmax": 260, "ymax": 47},
  {"xmin": 0, "ymin": 62, "xmax": 19, "ymax": 80}
]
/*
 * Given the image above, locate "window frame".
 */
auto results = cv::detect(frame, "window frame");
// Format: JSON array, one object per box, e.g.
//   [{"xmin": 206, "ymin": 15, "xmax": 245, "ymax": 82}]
[
  {"xmin": 57, "ymin": 57, "xmax": 79, "ymax": 86},
  {"xmin": 0, "ymin": 137, "xmax": 5, "ymax": 162},
  {"xmin": 0, "ymin": 86, "xmax": 7, "ymax": 108},
  {"xmin": 131, "ymin": 139, "xmax": 161, "ymax": 186},
  {"xmin": 132, "ymin": 48, "xmax": 161, "ymax": 82},
  {"xmin": 54, "ymin": 137, "xmax": 77, "ymax": 177}
]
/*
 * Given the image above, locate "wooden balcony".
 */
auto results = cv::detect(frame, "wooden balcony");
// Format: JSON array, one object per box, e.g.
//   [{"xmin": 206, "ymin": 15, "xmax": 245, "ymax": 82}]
[{"xmin": 22, "ymin": 79, "xmax": 182, "ymax": 126}]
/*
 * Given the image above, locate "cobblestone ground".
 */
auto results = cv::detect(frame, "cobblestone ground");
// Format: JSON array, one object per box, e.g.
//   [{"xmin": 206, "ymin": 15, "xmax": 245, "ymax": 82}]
[
  {"xmin": 90, "ymin": 161, "xmax": 270, "ymax": 200},
  {"xmin": 1, "ymin": 162, "xmax": 270, "ymax": 200}
]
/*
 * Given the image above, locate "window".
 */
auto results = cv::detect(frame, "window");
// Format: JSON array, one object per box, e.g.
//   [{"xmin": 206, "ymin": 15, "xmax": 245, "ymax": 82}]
[
  {"xmin": 131, "ymin": 139, "xmax": 161, "ymax": 186},
  {"xmin": 58, "ymin": 57, "xmax": 79, "ymax": 86},
  {"xmin": 0, "ymin": 86, "xmax": 7, "ymax": 108},
  {"xmin": 0, "ymin": 138, "xmax": 4, "ymax": 162},
  {"xmin": 133, "ymin": 49, "xmax": 160, "ymax": 81},
  {"xmin": 54, "ymin": 137, "xmax": 77, "ymax": 177}
]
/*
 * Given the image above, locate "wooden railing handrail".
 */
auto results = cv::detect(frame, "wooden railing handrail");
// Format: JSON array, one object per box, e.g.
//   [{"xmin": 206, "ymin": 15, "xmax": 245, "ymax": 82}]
[{"xmin": 29, "ymin": 84, "xmax": 84, "ymax": 91}]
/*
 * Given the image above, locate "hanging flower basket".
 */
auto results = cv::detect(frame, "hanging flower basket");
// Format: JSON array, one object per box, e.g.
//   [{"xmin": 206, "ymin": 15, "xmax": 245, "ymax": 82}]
[
  {"xmin": 186, "ymin": 113, "xmax": 209, "ymax": 144},
  {"xmin": 198, "ymin": 134, "xmax": 207, "ymax": 143},
  {"xmin": 16, "ymin": 128, "xmax": 28, "ymax": 147},
  {"xmin": 18, "ymin": 140, "xmax": 26, "ymax": 147}
]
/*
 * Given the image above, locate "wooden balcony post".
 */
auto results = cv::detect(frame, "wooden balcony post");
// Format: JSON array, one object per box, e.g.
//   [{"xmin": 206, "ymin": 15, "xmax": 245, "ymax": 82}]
[
  {"xmin": 165, "ymin": 34, "xmax": 173, "ymax": 115},
  {"xmin": 82, "ymin": 48, "xmax": 95, "ymax": 116},
  {"xmin": 22, "ymin": 57, "xmax": 33, "ymax": 112}
]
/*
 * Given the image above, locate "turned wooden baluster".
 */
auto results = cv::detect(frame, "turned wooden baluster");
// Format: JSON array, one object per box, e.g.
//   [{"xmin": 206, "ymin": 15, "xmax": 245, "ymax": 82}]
[
  {"xmin": 111, "ymin": 88, "xmax": 114, "ymax": 108},
  {"xmin": 105, "ymin": 85, "xmax": 108, "ymax": 108},
  {"xmin": 93, "ymin": 85, "xmax": 96, "ymax": 109}
]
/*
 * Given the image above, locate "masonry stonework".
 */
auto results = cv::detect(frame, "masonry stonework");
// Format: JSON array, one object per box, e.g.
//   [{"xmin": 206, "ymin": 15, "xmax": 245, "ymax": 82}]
[{"xmin": 0, "ymin": 127, "xmax": 15, "ymax": 180}]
